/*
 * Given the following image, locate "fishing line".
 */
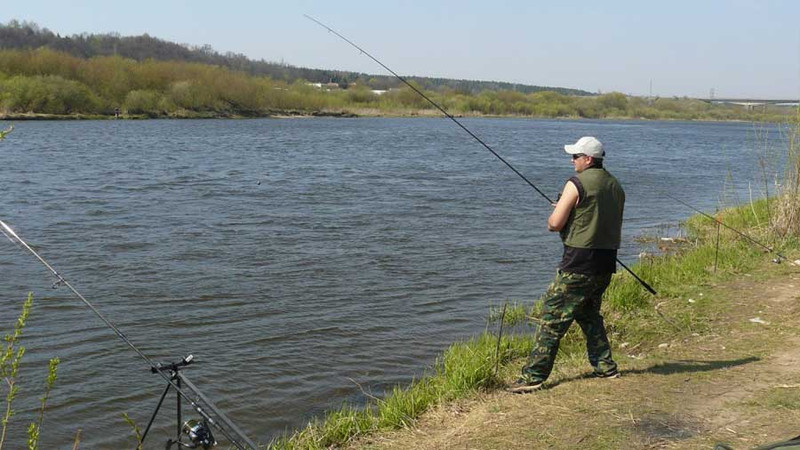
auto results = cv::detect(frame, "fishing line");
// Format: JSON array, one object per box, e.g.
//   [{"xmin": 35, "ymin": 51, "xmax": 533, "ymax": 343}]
[
  {"xmin": 658, "ymin": 191, "xmax": 789, "ymax": 262},
  {"xmin": 0, "ymin": 219, "xmax": 257, "ymax": 450},
  {"xmin": 304, "ymin": 15, "xmax": 657, "ymax": 295}
]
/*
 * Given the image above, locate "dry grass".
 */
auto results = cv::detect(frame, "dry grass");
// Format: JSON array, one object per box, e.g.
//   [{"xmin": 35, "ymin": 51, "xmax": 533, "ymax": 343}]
[{"xmin": 769, "ymin": 115, "xmax": 800, "ymax": 237}]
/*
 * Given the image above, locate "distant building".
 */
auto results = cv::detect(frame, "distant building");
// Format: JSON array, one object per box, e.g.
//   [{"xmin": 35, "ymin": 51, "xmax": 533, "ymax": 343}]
[{"xmin": 307, "ymin": 82, "xmax": 341, "ymax": 91}]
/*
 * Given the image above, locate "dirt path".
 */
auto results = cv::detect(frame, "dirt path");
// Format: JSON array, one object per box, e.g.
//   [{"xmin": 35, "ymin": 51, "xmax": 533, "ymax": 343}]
[{"xmin": 349, "ymin": 267, "xmax": 800, "ymax": 450}]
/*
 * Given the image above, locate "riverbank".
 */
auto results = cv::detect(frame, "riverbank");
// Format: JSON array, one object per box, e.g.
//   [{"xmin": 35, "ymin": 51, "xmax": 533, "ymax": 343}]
[
  {"xmin": 348, "ymin": 264, "xmax": 800, "ymax": 449},
  {"xmin": 0, "ymin": 109, "xmax": 360, "ymax": 120},
  {"xmin": 268, "ymin": 197, "xmax": 800, "ymax": 449},
  {"xmin": 0, "ymin": 108, "xmax": 791, "ymax": 123}
]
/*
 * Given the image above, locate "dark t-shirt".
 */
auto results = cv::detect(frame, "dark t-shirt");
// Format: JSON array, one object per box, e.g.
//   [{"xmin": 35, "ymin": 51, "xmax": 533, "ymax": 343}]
[{"xmin": 559, "ymin": 245, "xmax": 617, "ymax": 275}]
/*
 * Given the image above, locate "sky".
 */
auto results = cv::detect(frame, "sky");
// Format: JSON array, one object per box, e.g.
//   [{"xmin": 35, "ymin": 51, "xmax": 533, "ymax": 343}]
[{"xmin": 2, "ymin": 0, "xmax": 799, "ymax": 99}]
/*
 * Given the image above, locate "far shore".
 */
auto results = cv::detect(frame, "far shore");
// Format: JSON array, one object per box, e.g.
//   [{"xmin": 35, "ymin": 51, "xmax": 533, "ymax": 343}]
[{"xmin": 0, "ymin": 108, "xmax": 777, "ymax": 123}]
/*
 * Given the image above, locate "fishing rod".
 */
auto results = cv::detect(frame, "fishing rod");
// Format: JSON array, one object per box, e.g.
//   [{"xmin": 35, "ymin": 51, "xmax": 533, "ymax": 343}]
[
  {"xmin": 304, "ymin": 15, "xmax": 657, "ymax": 295},
  {"xmin": 0, "ymin": 219, "xmax": 258, "ymax": 450},
  {"xmin": 658, "ymin": 192, "xmax": 790, "ymax": 262}
]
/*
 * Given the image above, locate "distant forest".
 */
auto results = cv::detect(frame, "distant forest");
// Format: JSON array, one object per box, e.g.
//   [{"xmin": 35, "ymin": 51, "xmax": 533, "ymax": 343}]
[
  {"xmin": 0, "ymin": 20, "xmax": 791, "ymax": 121},
  {"xmin": 0, "ymin": 20, "xmax": 589, "ymax": 96}
]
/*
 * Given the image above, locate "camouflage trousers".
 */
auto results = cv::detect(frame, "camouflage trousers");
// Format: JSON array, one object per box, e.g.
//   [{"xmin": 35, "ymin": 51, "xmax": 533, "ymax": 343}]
[{"xmin": 521, "ymin": 270, "xmax": 617, "ymax": 383}]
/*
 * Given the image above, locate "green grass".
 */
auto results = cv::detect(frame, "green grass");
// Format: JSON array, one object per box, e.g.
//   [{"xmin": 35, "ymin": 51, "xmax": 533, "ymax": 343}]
[
  {"xmin": 268, "ymin": 333, "xmax": 534, "ymax": 449},
  {"xmin": 267, "ymin": 197, "xmax": 799, "ymax": 450}
]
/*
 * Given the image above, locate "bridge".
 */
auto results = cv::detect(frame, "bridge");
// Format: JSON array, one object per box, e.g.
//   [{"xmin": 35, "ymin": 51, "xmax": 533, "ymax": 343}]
[{"xmin": 699, "ymin": 98, "xmax": 799, "ymax": 109}]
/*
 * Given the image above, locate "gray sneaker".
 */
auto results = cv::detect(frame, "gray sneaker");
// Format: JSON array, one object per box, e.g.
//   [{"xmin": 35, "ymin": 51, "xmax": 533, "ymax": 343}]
[
  {"xmin": 506, "ymin": 379, "xmax": 544, "ymax": 394},
  {"xmin": 593, "ymin": 370, "xmax": 621, "ymax": 379}
]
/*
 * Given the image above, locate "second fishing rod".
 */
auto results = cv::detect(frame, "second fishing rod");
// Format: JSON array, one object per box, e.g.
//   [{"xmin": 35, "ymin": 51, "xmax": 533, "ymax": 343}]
[
  {"xmin": 305, "ymin": 15, "xmax": 656, "ymax": 295},
  {"xmin": 0, "ymin": 219, "xmax": 257, "ymax": 450}
]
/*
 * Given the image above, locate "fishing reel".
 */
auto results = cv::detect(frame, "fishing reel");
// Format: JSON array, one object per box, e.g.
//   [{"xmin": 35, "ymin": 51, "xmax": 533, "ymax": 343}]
[
  {"xmin": 167, "ymin": 419, "xmax": 217, "ymax": 449},
  {"xmin": 150, "ymin": 355, "xmax": 217, "ymax": 449}
]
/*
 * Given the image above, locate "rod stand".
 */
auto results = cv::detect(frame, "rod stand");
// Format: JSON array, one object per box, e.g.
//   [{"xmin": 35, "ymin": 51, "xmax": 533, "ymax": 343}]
[{"xmin": 141, "ymin": 355, "xmax": 216, "ymax": 449}]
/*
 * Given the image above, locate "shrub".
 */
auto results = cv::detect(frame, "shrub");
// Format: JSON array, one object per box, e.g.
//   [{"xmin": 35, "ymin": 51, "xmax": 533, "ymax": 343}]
[
  {"xmin": 0, "ymin": 75, "xmax": 98, "ymax": 114},
  {"xmin": 122, "ymin": 89, "xmax": 161, "ymax": 115}
]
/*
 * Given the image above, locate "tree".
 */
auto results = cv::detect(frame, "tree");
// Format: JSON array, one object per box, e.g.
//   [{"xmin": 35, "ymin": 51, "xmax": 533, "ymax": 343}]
[{"xmin": 597, "ymin": 92, "xmax": 628, "ymax": 112}]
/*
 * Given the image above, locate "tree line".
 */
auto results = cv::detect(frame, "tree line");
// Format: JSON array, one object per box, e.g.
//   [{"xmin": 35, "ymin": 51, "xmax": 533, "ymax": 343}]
[
  {"xmin": 0, "ymin": 46, "xmax": 791, "ymax": 121},
  {"xmin": 0, "ymin": 20, "xmax": 590, "ymax": 96}
]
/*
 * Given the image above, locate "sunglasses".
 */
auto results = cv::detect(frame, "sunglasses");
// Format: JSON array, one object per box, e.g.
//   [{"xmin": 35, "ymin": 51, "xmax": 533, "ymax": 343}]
[{"xmin": 571, "ymin": 153, "xmax": 587, "ymax": 160}]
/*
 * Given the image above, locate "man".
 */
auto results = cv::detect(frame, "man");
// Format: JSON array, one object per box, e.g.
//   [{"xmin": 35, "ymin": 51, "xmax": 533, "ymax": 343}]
[{"xmin": 508, "ymin": 136, "xmax": 625, "ymax": 394}]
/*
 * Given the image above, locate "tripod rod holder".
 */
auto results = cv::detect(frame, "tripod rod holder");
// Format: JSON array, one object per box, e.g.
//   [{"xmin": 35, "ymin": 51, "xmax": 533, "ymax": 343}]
[
  {"xmin": 152, "ymin": 354, "xmax": 194, "ymax": 374},
  {"xmin": 141, "ymin": 355, "xmax": 195, "ymax": 446}
]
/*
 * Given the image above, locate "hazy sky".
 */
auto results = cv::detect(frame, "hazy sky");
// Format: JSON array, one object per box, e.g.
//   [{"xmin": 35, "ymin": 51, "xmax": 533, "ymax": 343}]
[{"xmin": 3, "ymin": 1, "xmax": 799, "ymax": 99}]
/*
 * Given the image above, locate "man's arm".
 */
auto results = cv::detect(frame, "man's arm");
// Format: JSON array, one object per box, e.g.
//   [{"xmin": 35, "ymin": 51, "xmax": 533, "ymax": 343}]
[{"xmin": 547, "ymin": 181, "xmax": 579, "ymax": 231}]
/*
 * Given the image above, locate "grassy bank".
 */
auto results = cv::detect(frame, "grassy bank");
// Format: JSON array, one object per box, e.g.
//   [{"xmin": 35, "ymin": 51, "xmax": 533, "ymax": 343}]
[{"xmin": 265, "ymin": 191, "xmax": 798, "ymax": 449}]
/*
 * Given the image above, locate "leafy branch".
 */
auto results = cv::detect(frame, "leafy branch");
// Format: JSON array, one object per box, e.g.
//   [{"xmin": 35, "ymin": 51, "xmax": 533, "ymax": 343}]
[{"xmin": 0, "ymin": 294, "xmax": 60, "ymax": 450}]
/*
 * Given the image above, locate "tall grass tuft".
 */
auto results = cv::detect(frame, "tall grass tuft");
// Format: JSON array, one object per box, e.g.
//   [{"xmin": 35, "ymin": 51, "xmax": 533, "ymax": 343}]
[
  {"xmin": 772, "ymin": 113, "xmax": 800, "ymax": 237},
  {"xmin": 377, "ymin": 381, "xmax": 434, "ymax": 428}
]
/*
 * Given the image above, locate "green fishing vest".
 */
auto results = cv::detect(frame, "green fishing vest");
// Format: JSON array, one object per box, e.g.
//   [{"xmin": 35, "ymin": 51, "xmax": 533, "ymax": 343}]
[{"xmin": 559, "ymin": 167, "xmax": 625, "ymax": 249}]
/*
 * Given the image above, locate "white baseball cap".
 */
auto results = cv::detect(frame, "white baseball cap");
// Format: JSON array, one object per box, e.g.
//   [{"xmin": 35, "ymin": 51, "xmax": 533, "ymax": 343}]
[{"xmin": 564, "ymin": 136, "xmax": 605, "ymax": 158}]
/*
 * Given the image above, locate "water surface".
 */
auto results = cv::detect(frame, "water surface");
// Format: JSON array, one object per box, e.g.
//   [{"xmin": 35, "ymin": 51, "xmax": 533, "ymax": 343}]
[{"xmin": 0, "ymin": 118, "xmax": 786, "ymax": 447}]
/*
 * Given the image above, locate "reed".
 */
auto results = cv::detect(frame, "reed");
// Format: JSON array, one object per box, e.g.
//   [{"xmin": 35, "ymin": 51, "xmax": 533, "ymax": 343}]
[{"xmin": 772, "ymin": 113, "xmax": 800, "ymax": 237}]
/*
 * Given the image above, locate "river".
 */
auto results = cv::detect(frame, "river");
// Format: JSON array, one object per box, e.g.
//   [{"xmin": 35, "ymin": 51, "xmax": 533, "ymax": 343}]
[{"xmin": 0, "ymin": 117, "xmax": 787, "ymax": 448}]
